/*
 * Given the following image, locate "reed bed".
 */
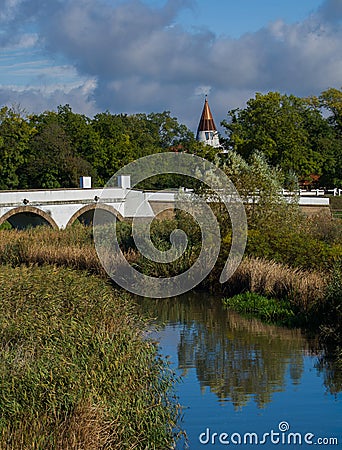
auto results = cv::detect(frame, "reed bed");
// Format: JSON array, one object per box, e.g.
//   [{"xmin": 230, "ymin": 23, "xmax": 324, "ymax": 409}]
[
  {"xmin": 0, "ymin": 264, "xmax": 180, "ymax": 449},
  {"xmin": 0, "ymin": 227, "xmax": 141, "ymax": 276},
  {"xmin": 224, "ymin": 257, "xmax": 327, "ymax": 312},
  {"xmin": 0, "ymin": 227, "xmax": 101, "ymax": 273},
  {"xmin": 0, "ymin": 227, "xmax": 329, "ymax": 312}
]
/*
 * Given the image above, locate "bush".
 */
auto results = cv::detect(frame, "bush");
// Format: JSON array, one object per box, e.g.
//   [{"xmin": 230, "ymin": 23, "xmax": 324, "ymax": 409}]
[
  {"xmin": 307, "ymin": 213, "xmax": 342, "ymax": 245},
  {"xmin": 246, "ymin": 227, "xmax": 342, "ymax": 270}
]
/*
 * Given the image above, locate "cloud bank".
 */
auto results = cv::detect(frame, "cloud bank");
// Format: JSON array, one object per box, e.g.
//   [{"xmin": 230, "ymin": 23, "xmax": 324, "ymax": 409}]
[{"xmin": 0, "ymin": 0, "xmax": 341, "ymax": 130}]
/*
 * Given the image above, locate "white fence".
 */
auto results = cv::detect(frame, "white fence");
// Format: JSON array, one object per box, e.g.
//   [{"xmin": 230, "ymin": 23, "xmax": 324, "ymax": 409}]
[{"xmin": 282, "ymin": 188, "xmax": 342, "ymax": 197}]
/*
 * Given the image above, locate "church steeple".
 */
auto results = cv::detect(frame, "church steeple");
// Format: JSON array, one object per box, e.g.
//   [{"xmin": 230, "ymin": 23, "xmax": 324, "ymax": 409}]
[{"xmin": 196, "ymin": 96, "xmax": 220, "ymax": 148}]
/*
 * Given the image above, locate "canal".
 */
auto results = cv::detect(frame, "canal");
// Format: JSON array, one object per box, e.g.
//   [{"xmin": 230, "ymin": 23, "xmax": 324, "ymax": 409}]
[{"xmin": 137, "ymin": 292, "xmax": 342, "ymax": 449}]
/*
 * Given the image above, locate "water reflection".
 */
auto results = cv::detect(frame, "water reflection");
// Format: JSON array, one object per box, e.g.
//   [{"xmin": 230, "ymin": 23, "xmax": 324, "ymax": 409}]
[
  {"xmin": 315, "ymin": 355, "xmax": 342, "ymax": 396},
  {"xmin": 138, "ymin": 292, "xmax": 330, "ymax": 410}
]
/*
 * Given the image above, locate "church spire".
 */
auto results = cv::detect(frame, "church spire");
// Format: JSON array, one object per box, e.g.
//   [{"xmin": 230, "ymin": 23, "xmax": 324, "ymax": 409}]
[{"xmin": 196, "ymin": 96, "xmax": 220, "ymax": 148}]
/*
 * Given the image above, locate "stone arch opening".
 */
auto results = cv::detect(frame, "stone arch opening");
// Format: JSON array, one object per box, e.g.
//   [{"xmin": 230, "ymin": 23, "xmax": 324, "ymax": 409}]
[
  {"xmin": 66, "ymin": 204, "xmax": 123, "ymax": 228},
  {"xmin": 0, "ymin": 206, "xmax": 58, "ymax": 230}
]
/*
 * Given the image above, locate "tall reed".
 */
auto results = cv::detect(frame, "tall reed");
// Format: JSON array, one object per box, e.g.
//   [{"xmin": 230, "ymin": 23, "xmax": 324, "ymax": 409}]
[
  {"xmin": 0, "ymin": 227, "xmax": 329, "ymax": 312},
  {"xmin": 222, "ymin": 257, "xmax": 327, "ymax": 313},
  {"xmin": 0, "ymin": 265, "xmax": 180, "ymax": 449}
]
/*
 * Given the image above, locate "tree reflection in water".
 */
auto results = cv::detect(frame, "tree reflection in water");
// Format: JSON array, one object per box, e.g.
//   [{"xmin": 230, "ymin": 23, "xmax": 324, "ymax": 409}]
[{"xmin": 137, "ymin": 292, "xmax": 339, "ymax": 410}]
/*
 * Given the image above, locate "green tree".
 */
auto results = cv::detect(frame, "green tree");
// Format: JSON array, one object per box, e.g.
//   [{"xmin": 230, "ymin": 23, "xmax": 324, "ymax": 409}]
[
  {"xmin": 317, "ymin": 88, "xmax": 342, "ymax": 186},
  {"xmin": 20, "ymin": 114, "xmax": 93, "ymax": 189},
  {"xmin": 90, "ymin": 110, "xmax": 205, "ymax": 188},
  {"xmin": 219, "ymin": 150, "xmax": 296, "ymax": 228},
  {"xmin": 221, "ymin": 92, "xmax": 324, "ymax": 179},
  {"xmin": 90, "ymin": 112, "xmax": 136, "ymax": 184},
  {"xmin": 0, "ymin": 106, "xmax": 35, "ymax": 189},
  {"xmin": 145, "ymin": 111, "xmax": 194, "ymax": 149},
  {"xmin": 320, "ymin": 87, "xmax": 342, "ymax": 133},
  {"xmin": 56, "ymin": 105, "xmax": 103, "ymax": 185}
]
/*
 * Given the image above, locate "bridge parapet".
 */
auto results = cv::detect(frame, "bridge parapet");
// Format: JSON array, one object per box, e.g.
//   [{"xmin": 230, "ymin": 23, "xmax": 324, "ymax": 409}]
[
  {"xmin": 0, "ymin": 187, "xmax": 331, "ymax": 229},
  {"xmin": 0, "ymin": 188, "xmax": 124, "ymax": 207},
  {"xmin": 0, "ymin": 187, "xmax": 158, "ymax": 229}
]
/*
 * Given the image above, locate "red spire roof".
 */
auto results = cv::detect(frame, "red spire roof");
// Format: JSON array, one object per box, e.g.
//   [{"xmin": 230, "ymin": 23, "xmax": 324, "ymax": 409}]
[{"xmin": 196, "ymin": 96, "xmax": 217, "ymax": 135}]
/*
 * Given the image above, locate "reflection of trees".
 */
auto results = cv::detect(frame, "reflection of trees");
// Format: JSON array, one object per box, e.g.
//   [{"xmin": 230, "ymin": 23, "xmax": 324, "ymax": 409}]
[
  {"xmin": 315, "ymin": 356, "xmax": 342, "ymax": 396},
  {"xmin": 137, "ymin": 293, "xmax": 315, "ymax": 410}
]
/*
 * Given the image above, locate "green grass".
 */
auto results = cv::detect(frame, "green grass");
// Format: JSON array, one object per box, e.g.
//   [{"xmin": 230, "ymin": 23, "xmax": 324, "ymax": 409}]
[
  {"xmin": 223, "ymin": 292, "xmax": 298, "ymax": 326},
  {"xmin": 0, "ymin": 265, "xmax": 180, "ymax": 449},
  {"xmin": 0, "ymin": 221, "xmax": 12, "ymax": 230}
]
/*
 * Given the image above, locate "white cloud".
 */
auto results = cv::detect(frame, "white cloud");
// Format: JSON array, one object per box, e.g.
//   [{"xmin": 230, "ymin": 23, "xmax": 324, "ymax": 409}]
[
  {"xmin": 0, "ymin": 79, "xmax": 98, "ymax": 116},
  {"xmin": 0, "ymin": 0, "xmax": 341, "ymax": 129}
]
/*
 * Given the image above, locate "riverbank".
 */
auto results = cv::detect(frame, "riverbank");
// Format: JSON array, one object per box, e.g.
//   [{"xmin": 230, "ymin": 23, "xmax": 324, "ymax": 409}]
[
  {"xmin": 0, "ymin": 226, "xmax": 338, "ymax": 316},
  {"xmin": 0, "ymin": 264, "xmax": 180, "ymax": 449},
  {"xmin": 0, "ymin": 222, "xmax": 341, "ymax": 354},
  {"xmin": 222, "ymin": 260, "xmax": 341, "ymax": 359}
]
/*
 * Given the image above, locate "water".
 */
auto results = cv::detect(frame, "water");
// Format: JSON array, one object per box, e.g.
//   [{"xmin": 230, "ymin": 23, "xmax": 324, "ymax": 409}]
[{"xmin": 137, "ymin": 292, "xmax": 342, "ymax": 449}]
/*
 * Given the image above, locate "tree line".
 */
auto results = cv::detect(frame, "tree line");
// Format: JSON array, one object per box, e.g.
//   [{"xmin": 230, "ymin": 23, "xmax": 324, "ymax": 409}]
[
  {"xmin": 221, "ymin": 88, "xmax": 342, "ymax": 188},
  {"xmin": 0, "ymin": 87, "xmax": 341, "ymax": 190}
]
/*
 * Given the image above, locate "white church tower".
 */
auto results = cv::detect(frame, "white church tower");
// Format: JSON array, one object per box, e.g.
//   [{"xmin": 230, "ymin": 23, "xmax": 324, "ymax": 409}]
[{"xmin": 196, "ymin": 96, "xmax": 220, "ymax": 148}]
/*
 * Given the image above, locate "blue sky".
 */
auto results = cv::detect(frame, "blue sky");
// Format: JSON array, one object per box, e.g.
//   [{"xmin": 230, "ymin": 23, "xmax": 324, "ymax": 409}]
[
  {"xmin": 0, "ymin": 0, "xmax": 341, "ymax": 132},
  {"xmin": 153, "ymin": 0, "xmax": 324, "ymax": 37}
]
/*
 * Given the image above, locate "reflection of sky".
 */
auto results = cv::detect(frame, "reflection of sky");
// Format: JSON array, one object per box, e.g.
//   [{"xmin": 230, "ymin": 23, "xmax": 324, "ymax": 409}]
[{"xmin": 152, "ymin": 324, "xmax": 342, "ymax": 450}]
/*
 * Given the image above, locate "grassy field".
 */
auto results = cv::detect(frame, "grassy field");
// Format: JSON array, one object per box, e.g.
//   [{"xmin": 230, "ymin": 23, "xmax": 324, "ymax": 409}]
[{"xmin": 0, "ymin": 264, "xmax": 180, "ymax": 449}]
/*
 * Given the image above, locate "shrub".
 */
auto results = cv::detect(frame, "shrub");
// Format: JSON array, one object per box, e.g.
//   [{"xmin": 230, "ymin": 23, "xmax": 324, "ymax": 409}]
[{"xmin": 246, "ymin": 227, "xmax": 342, "ymax": 270}]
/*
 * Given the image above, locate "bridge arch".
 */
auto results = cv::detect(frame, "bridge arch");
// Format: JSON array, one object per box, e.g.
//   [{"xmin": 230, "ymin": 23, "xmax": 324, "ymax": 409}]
[
  {"xmin": 66, "ymin": 204, "xmax": 123, "ymax": 228},
  {"xmin": 0, "ymin": 206, "xmax": 59, "ymax": 230}
]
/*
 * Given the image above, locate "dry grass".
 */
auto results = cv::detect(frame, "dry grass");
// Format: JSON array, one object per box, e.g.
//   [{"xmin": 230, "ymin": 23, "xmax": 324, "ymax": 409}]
[
  {"xmin": 1, "ymin": 403, "xmax": 107, "ymax": 450},
  {"xmin": 0, "ymin": 227, "xmax": 102, "ymax": 273},
  {"xmin": 0, "ymin": 227, "xmax": 328, "ymax": 312},
  {"xmin": 56, "ymin": 401, "xmax": 109, "ymax": 450},
  {"xmin": 224, "ymin": 257, "xmax": 327, "ymax": 312},
  {"xmin": 0, "ymin": 227, "xmax": 141, "ymax": 277}
]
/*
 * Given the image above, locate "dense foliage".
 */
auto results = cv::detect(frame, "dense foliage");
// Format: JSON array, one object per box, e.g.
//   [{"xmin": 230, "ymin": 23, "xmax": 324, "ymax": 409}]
[
  {"xmin": 221, "ymin": 88, "xmax": 342, "ymax": 187},
  {"xmin": 0, "ymin": 105, "xmax": 213, "ymax": 190},
  {"xmin": 0, "ymin": 87, "xmax": 341, "ymax": 190}
]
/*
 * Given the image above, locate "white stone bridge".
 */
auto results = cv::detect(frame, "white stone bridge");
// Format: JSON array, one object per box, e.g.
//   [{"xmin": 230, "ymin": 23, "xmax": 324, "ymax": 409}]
[
  {"xmin": 0, "ymin": 186, "xmax": 176, "ymax": 229},
  {"xmin": 0, "ymin": 183, "xmax": 332, "ymax": 230}
]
